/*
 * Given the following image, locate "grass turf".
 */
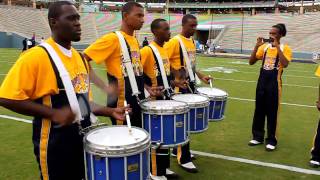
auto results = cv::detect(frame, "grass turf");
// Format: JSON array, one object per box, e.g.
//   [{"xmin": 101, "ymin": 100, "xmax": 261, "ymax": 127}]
[{"xmin": 0, "ymin": 48, "xmax": 319, "ymax": 179}]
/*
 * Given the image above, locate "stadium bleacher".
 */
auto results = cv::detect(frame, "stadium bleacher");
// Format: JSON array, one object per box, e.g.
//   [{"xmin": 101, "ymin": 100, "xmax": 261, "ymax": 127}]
[{"xmin": 0, "ymin": 5, "xmax": 319, "ymax": 54}]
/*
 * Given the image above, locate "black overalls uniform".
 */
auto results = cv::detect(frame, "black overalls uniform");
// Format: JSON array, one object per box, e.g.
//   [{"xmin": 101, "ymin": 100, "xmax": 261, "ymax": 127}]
[
  {"xmin": 144, "ymin": 45, "xmax": 174, "ymax": 176},
  {"xmin": 252, "ymin": 47, "xmax": 284, "ymax": 146},
  {"xmin": 33, "ymin": 47, "xmax": 91, "ymax": 180}
]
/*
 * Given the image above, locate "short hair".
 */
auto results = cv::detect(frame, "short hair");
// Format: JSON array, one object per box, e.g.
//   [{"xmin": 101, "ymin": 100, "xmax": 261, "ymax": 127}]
[
  {"xmin": 272, "ymin": 23, "xmax": 287, "ymax": 37},
  {"xmin": 48, "ymin": 1, "xmax": 74, "ymax": 20},
  {"xmin": 151, "ymin": 18, "xmax": 167, "ymax": 34},
  {"xmin": 121, "ymin": 2, "xmax": 143, "ymax": 16},
  {"xmin": 182, "ymin": 14, "xmax": 197, "ymax": 25}
]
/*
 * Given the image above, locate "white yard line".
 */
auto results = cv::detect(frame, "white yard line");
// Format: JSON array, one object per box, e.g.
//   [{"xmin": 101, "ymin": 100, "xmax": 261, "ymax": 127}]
[
  {"xmin": 229, "ymin": 97, "xmax": 315, "ymax": 108},
  {"xmin": 191, "ymin": 150, "xmax": 320, "ymax": 176},
  {"xmin": 214, "ymin": 77, "xmax": 317, "ymax": 89},
  {"xmin": 1, "ymin": 114, "xmax": 319, "ymax": 176}
]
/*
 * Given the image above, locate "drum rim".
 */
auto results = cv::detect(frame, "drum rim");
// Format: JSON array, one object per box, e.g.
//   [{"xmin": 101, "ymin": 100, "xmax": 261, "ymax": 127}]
[
  {"xmin": 171, "ymin": 94, "xmax": 210, "ymax": 108},
  {"xmin": 196, "ymin": 87, "xmax": 228, "ymax": 100},
  {"xmin": 83, "ymin": 125, "xmax": 151, "ymax": 157},
  {"xmin": 156, "ymin": 139, "xmax": 190, "ymax": 148},
  {"xmin": 140, "ymin": 100, "xmax": 189, "ymax": 114}
]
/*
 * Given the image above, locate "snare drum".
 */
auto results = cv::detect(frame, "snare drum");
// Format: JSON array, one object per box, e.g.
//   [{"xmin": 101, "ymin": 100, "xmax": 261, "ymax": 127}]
[
  {"xmin": 140, "ymin": 100, "xmax": 189, "ymax": 148},
  {"xmin": 84, "ymin": 126, "xmax": 150, "ymax": 180},
  {"xmin": 197, "ymin": 87, "xmax": 228, "ymax": 121},
  {"xmin": 172, "ymin": 94, "xmax": 210, "ymax": 133}
]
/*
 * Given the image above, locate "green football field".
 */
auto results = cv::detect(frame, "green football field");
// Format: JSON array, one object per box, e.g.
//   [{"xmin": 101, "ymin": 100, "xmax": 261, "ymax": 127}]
[{"xmin": 0, "ymin": 48, "xmax": 320, "ymax": 180}]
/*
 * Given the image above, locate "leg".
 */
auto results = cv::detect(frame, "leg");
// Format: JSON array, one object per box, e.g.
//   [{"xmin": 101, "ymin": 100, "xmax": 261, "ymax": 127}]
[
  {"xmin": 265, "ymin": 80, "xmax": 280, "ymax": 146},
  {"xmin": 150, "ymin": 148, "xmax": 170, "ymax": 176},
  {"xmin": 311, "ymin": 120, "xmax": 320, "ymax": 162},
  {"xmin": 251, "ymin": 81, "xmax": 266, "ymax": 143}
]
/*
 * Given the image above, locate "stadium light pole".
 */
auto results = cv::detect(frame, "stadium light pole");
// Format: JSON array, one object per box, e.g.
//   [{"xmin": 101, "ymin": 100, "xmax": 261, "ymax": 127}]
[{"xmin": 240, "ymin": 11, "xmax": 244, "ymax": 54}]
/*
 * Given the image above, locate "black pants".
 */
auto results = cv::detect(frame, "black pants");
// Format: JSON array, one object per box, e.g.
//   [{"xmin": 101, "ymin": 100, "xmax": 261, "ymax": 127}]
[
  {"xmin": 252, "ymin": 69, "xmax": 281, "ymax": 146},
  {"xmin": 311, "ymin": 120, "xmax": 320, "ymax": 161},
  {"xmin": 151, "ymin": 148, "xmax": 170, "ymax": 176},
  {"xmin": 33, "ymin": 122, "xmax": 85, "ymax": 180},
  {"xmin": 172, "ymin": 142, "xmax": 192, "ymax": 164}
]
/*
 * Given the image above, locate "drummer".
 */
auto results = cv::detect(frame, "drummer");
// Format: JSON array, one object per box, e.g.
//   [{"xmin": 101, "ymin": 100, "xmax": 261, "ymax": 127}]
[
  {"xmin": 141, "ymin": 18, "xmax": 184, "ymax": 179},
  {"xmin": 164, "ymin": 14, "xmax": 213, "ymax": 173},
  {"xmin": 0, "ymin": 1, "xmax": 129, "ymax": 179},
  {"xmin": 84, "ymin": 2, "xmax": 160, "ymax": 127}
]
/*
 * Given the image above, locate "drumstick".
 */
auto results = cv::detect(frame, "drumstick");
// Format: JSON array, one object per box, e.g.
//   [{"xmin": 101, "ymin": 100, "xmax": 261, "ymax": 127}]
[
  {"xmin": 124, "ymin": 100, "xmax": 132, "ymax": 134},
  {"xmin": 209, "ymin": 75, "xmax": 213, "ymax": 88}
]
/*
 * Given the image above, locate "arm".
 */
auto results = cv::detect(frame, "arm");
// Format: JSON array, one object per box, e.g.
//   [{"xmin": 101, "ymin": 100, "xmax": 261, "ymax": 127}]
[
  {"xmin": 0, "ymin": 98, "xmax": 75, "ymax": 126},
  {"xmin": 196, "ymin": 71, "xmax": 212, "ymax": 84},
  {"xmin": 317, "ymin": 83, "xmax": 320, "ymax": 111},
  {"xmin": 89, "ymin": 102, "xmax": 131, "ymax": 121},
  {"xmin": 249, "ymin": 37, "xmax": 264, "ymax": 65},
  {"xmin": 273, "ymin": 39, "xmax": 289, "ymax": 68},
  {"xmin": 84, "ymin": 54, "xmax": 108, "ymax": 92}
]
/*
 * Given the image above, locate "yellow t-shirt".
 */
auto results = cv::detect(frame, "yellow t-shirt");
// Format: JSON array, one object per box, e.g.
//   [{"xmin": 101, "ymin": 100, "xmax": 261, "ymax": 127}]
[
  {"xmin": 164, "ymin": 34, "xmax": 196, "ymax": 71},
  {"xmin": 0, "ymin": 38, "xmax": 90, "ymax": 101},
  {"xmin": 315, "ymin": 66, "xmax": 320, "ymax": 77},
  {"xmin": 84, "ymin": 31, "xmax": 143, "ymax": 79},
  {"xmin": 141, "ymin": 41, "xmax": 170, "ymax": 81},
  {"xmin": 256, "ymin": 44, "xmax": 292, "ymax": 70}
]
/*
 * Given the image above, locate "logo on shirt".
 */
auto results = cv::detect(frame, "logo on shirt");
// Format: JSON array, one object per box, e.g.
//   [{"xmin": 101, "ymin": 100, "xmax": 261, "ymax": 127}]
[
  {"xmin": 71, "ymin": 73, "xmax": 89, "ymax": 94},
  {"xmin": 121, "ymin": 50, "xmax": 143, "ymax": 77},
  {"xmin": 263, "ymin": 56, "xmax": 278, "ymax": 70}
]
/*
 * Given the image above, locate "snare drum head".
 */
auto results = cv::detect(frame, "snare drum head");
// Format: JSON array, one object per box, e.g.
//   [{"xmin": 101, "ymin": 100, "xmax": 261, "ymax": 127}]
[
  {"xmin": 141, "ymin": 100, "xmax": 188, "ymax": 111},
  {"xmin": 197, "ymin": 87, "xmax": 227, "ymax": 97},
  {"xmin": 86, "ymin": 126, "xmax": 148, "ymax": 147},
  {"xmin": 172, "ymin": 94, "xmax": 209, "ymax": 107}
]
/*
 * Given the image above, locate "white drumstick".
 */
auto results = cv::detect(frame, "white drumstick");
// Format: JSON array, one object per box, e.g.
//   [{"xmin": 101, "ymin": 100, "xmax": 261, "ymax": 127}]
[
  {"xmin": 209, "ymin": 75, "xmax": 213, "ymax": 88},
  {"xmin": 124, "ymin": 100, "xmax": 132, "ymax": 134}
]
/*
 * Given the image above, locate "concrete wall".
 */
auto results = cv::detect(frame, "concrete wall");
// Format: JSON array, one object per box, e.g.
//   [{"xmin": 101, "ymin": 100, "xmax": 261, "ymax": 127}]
[{"xmin": 0, "ymin": 31, "xmax": 25, "ymax": 49}]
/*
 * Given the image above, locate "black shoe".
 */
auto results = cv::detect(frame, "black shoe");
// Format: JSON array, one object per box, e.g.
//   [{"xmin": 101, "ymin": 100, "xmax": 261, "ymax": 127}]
[
  {"xmin": 165, "ymin": 169, "xmax": 179, "ymax": 179},
  {"xmin": 179, "ymin": 162, "xmax": 198, "ymax": 173},
  {"xmin": 248, "ymin": 140, "xmax": 263, "ymax": 146},
  {"xmin": 310, "ymin": 160, "xmax": 320, "ymax": 168}
]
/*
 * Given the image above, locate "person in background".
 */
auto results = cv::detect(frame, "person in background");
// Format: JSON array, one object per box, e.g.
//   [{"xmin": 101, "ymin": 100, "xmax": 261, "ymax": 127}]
[
  {"xmin": 142, "ymin": 36, "xmax": 149, "ymax": 47},
  {"xmin": 309, "ymin": 65, "xmax": 320, "ymax": 168},
  {"xmin": 248, "ymin": 23, "xmax": 292, "ymax": 151}
]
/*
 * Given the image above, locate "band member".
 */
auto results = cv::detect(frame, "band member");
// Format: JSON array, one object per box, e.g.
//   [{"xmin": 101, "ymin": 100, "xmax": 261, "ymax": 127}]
[
  {"xmin": 309, "ymin": 66, "xmax": 320, "ymax": 168},
  {"xmin": 141, "ymin": 18, "xmax": 183, "ymax": 180},
  {"xmin": 248, "ymin": 23, "xmax": 292, "ymax": 151},
  {"xmin": 0, "ymin": 2, "xmax": 129, "ymax": 179},
  {"xmin": 164, "ymin": 14, "xmax": 212, "ymax": 173},
  {"xmin": 84, "ymin": 2, "xmax": 160, "ymax": 127}
]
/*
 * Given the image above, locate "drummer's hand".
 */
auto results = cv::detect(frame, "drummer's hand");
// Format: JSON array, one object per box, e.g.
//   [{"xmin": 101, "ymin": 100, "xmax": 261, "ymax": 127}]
[
  {"xmin": 50, "ymin": 106, "xmax": 75, "ymax": 126},
  {"xmin": 173, "ymin": 79, "xmax": 189, "ymax": 90},
  {"xmin": 200, "ymin": 75, "xmax": 213, "ymax": 84},
  {"xmin": 146, "ymin": 86, "xmax": 164, "ymax": 97},
  {"xmin": 316, "ymin": 100, "xmax": 320, "ymax": 111},
  {"xmin": 111, "ymin": 105, "xmax": 132, "ymax": 121}
]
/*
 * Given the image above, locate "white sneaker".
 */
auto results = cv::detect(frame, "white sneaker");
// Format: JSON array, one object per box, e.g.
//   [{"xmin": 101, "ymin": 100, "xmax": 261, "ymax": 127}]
[
  {"xmin": 190, "ymin": 153, "xmax": 195, "ymax": 159},
  {"xmin": 150, "ymin": 173, "xmax": 167, "ymax": 180},
  {"xmin": 265, "ymin": 144, "xmax": 276, "ymax": 151},
  {"xmin": 165, "ymin": 168, "xmax": 179, "ymax": 178},
  {"xmin": 165, "ymin": 169, "xmax": 175, "ymax": 175},
  {"xmin": 248, "ymin": 140, "xmax": 262, "ymax": 146},
  {"xmin": 310, "ymin": 160, "xmax": 320, "ymax": 168},
  {"xmin": 180, "ymin": 162, "xmax": 198, "ymax": 173}
]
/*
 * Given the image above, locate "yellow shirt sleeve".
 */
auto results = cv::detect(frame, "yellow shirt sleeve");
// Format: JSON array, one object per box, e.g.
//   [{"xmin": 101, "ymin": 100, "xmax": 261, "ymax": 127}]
[
  {"xmin": 315, "ymin": 66, "xmax": 320, "ymax": 77},
  {"xmin": 256, "ymin": 44, "xmax": 266, "ymax": 60},
  {"xmin": 84, "ymin": 33, "xmax": 118, "ymax": 64},
  {"xmin": 165, "ymin": 38, "xmax": 181, "ymax": 70},
  {"xmin": 0, "ymin": 47, "xmax": 57, "ymax": 100},
  {"xmin": 140, "ymin": 46, "xmax": 155, "ymax": 79},
  {"xmin": 283, "ymin": 45, "xmax": 293, "ymax": 62}
]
